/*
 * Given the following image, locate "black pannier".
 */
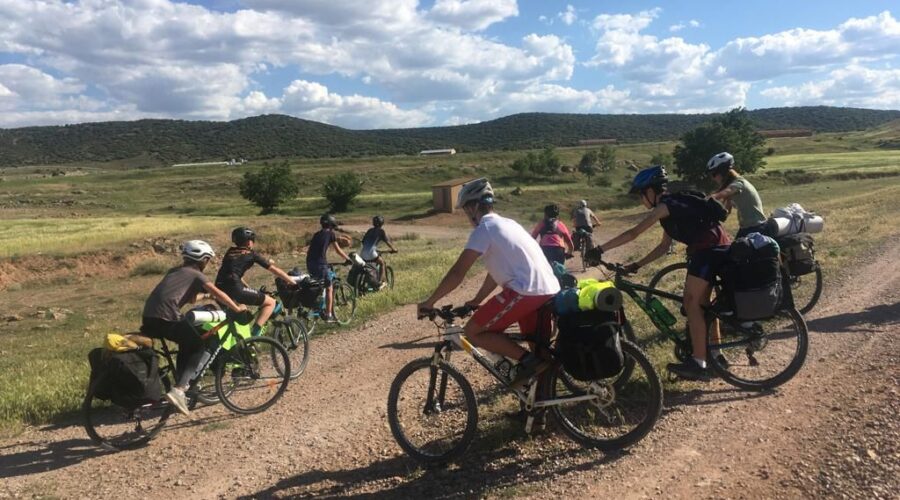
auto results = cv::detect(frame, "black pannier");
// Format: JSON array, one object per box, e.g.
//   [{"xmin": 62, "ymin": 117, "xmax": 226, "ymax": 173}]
[
  {"xmin": 276, "ymin": 278, "xmax": 323, "ymax": 309},
  {"xmin": 348, "ymin": 264, "xmax": 379, "ymax": 290},
  {"xmin": 88, "ymin": 347, "xmax": 162, "ymax": 409},
  {"xmin": 721, "ymin": 234, "xmax": 783, "ymax": 321},
  {"xmin": 777, "ymin": 233, "xmax": 816, "ymax": 276},
  {"xmin": 556, "ymin": 310, "xmax": 624, "ymax": 381}
]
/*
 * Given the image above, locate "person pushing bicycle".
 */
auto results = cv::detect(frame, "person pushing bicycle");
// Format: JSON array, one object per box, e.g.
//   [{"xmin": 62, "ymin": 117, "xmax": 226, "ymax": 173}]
[
  {"xmin": 418, "ymin": 178, "xmax": 560, "ymax": 389},
  {"xmin": 359, "ymin": 215, "xmax": 397, "ymax": 289},
  {"xmin": 585, "ymin": 166, "xmax": 731, "ymax": 381},
  {"xmin": 307, "ymin": 214, "xmax": 351, "ymax": 323},
  {"xmin": 140, "ymin": 240, "xmax": 247, "ymax": 415}
]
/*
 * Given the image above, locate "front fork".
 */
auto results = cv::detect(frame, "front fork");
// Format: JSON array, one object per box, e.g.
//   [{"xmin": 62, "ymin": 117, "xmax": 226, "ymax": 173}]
[{"xmin": 424, "ymin": 342, "xmax": 452, "ymax": 414}]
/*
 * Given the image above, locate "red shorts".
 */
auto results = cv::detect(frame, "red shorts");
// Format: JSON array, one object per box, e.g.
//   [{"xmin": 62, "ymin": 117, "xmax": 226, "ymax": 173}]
[{"xmin": 470, "ymin": 288, "xmax": 555, "ymax": 336}]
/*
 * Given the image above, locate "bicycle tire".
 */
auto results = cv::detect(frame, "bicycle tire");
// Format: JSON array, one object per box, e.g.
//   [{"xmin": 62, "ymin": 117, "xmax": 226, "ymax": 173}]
[
  {"xmin": 353, "ymin": 271, "xmax": 368, "ymax": 296},
  {"xmin": 385, "ymin": 265, "xmax": 395, "ymax": 290},
  {"xmin": 83, "ymin": 373, "xmax": 172, "ymax": 450},
  {"xmin": 332, "ymin": 281, "xmax": 357, "ymax": 325},
  {"xmin": 215, "ymin": 336, "xmax": 291, "ymax": 414},
  {"xmin": 271, "ymin": 317, "xmax": 310, "ymax": 380},
  {"xmin": 645, "ymin": 261, "xmax": 688, "ymax": 304},
  {"xmin": 550, "ymin": 340, "xmax": 662, "ymax": 451},
  {"xmin": 790, "ymin": 264, "xmax": 823, "ymax": 315},
  {"xmin": 706, "ymin": 307, "xmax": 808, "ymax": 391},
  {"xmin": 387, "ymin": 357, "xmax": 478, "ymax": 464}
]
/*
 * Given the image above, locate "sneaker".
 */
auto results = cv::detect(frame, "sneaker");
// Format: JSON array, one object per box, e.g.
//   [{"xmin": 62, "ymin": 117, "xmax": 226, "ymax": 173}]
[
  {"xmin": 323, "ymin": 315, "xmax": 338, "ymax": 324},
  {"xmin": 165, "ymin": 388, "xmax": 190, "ymax": 416},
  {"xmin": 378, "ymin": 282, "xmax": 387, "ymax": 290},
  {"xmin": 667, "ymin": 359, "xmax": 712, "ymax": 381},
  {"xmin": 508, "ymin": 353, "xmax": 551, "ymax": 390}
]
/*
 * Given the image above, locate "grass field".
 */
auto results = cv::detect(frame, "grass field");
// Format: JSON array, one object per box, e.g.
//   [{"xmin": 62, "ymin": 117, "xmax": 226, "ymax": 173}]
[{"xmin": 1, "ymin": 123, "xmax": 899, "ymax": 433}]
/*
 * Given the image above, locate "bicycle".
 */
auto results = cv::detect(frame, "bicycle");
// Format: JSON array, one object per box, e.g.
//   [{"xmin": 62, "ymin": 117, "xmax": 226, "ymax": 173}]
[
  {"xmin": 594, "ymin": 259, "xmax": 808, "ymax": 391},
  {"xmin": 83, "ymin": 310, "xmax": 291, "ymax": 451},
  {"xmin": 281, "ymin": 263, "xmax": 357, "ymax": 336},
  {"xmin": 351, "ymin": 250, "xmax": 396, "ymax": 295},
  {"xmin": 573, "ymin": 227, "xmax": 595, "ymax": 272},
  {"xmin": 386, "ymin": 304, "xmax": 663, "ymax": 464}
]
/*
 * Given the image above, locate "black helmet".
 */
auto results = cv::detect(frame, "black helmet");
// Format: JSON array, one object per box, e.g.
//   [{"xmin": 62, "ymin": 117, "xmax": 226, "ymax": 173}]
[
  {"xmin": 231, "ymin": 227, "xmax": 256, "ymax": 246},
  {"xmin": 320, "ymin": 213, "xmax": 337, "ymax": 228},
  {"xmin": 372, "ymin": 215, "xmax": 385, "ymax": 227},
  {"xmin": 544, "ymin": 204, "xmax": 560, "ymax": 218}
]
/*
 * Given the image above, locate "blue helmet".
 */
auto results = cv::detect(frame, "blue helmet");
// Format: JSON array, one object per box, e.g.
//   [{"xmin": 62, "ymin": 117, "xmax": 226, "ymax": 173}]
[{"xmin": 630, "ymin": 165, "xmax": 668, "ymax": 194}]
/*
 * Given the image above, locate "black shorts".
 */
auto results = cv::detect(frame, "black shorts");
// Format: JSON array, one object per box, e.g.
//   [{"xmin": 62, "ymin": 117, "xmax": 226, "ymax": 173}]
[
  {"xmin": 686, "ymin": 245, "xmax": 730, "ymax": 283},
  {"xmin": 220, "ymin": 285, "xmax": 266, "ymax": 306},
  {"xmin": 541, "ymin": 246, "xmax": 566, "ymax": 265},
  {"xmin": 736, "ymin": 222, "xmax": 773, "ymax": 239}
]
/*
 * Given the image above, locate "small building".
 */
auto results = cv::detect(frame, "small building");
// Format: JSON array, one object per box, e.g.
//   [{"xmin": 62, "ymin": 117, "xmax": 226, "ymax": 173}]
[
  {"xmin": 758, "ymin": 129, "xmax": 813, "ymax": 138},
  {"xmin": 419, "ymin": 148, "xmax": 457, "ymax": 156},
  {"xmin": 578, "ymin": 138, "xmax": 617, "ymax": 146},
  {"xmin": 432, "ymin": 177, "xmax": 476, "ymax": 213}
]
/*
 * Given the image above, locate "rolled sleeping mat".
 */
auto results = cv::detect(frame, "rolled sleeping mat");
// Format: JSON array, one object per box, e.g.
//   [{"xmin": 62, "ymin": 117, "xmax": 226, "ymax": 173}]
[
  {"xmin": 186, "ymin": 309, "xmax": 227, "ymax": 326},
  {"xmin": 772, "ymin": 217, "xmax": 793, "ymax": 236},
  {"xmin": 593, "ymin": 286, "xmax": 623, "ymax": 312},
  {"xmin": 577, "ymin": 280, "xmax": 622, "ymax": 312},
  {"xmin": 801, "ymin": 215, "xmax": 824, "ymax": 234}
]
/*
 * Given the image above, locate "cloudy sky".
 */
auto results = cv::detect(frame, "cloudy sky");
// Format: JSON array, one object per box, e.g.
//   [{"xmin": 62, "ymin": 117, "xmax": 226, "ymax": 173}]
[{"xmin": 0, "ymin": 0, "xmax": 898, "ymax": 129}]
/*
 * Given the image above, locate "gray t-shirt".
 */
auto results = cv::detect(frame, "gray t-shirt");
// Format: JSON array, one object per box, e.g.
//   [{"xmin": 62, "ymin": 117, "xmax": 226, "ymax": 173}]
[
  {"xmin": 728, "ymin": 176, "xmax": 767, "ymax": 228},
  {"xmin": 572, "ymin": 207, "xmax": 596, "ymax": 228},
  {"xmin": 142, "ymin": 266, "xmax": 211, "ymax": 321}
]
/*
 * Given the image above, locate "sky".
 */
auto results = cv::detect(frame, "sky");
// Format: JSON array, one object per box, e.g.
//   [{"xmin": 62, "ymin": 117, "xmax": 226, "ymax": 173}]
[{"xmin": 0, "ymin": 0, "xmax": 898, "ymax": 129}]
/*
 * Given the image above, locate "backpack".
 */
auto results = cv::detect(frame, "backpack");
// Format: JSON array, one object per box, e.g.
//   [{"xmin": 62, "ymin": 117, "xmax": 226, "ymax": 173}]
[
  {"xmin": 88, "ymin": 347, "xmax": 163, "ymax": 409},
  {"xmin": 556, "ymin": 310, "xmax": 624, "ymax": 381},
  {"xmin": 659, "ymin": 191, "xmax": 728, "ymax": 245},
  {"xmin": 777, "ymin": 233, "xmax": 816, "ymax": 276},
  {"xmin": 721, "ymin": 233, "xmax": 783, "ymax": 321},
  {"xmin": 539, "ymin": 217, "xmax": 559, "ymax": 236}
]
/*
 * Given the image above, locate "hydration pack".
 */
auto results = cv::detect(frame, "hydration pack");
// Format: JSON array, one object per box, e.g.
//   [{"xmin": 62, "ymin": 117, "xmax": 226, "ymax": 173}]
[{"xmin": 659, "ymin": 191, "xmax": 728, "ymax": 245}]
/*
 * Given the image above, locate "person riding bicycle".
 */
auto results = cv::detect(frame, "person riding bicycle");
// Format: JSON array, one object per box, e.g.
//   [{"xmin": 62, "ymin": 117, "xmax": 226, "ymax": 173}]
[
  {"xmin": 571, "ymin": 199, "xmax": 601, "ymax": 250},
  {"xmin": 707, "ymin": 152, "xmax": 769, "ymax": 238},
  {"xmin": 418, "ymin": 178, "xmax": 560, "ymax": 389},
  {"xmin": 215, "ymin": 227, "xmax": 296, "ymax": 337},
  {"xmin": 359, "ymin": 215, "xmax": 397, "ymax": 289},
  {"xmin": 585, "ymin": 166, "xmax": 731, "ymax": 381},
  {"xmin": 140, "ymin": 240, "xmax": 248, "ymax": 416},
  {"xmin": 307, "ymin": 214, "xmax": 351, "ymax": 323},
  {"xmin": 531, "ymin": 203, "xmax": 574, "ymax": 266}
]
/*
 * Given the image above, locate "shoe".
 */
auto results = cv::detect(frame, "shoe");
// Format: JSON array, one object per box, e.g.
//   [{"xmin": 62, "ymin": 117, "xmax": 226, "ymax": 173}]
[
  {"xmin": 165, "ymin": 388, "xmax": 190, "ymax": 416},
  {"xmin": 378, "ymin": 282, "xmax": 387, "ymax": 290},
  {"xmin": 323, "ymin": 315, "xmax": 338, "ymax": 324},
  {"xmin": 508, "ymin": 353, "xmax": 551, "ymax": 390},
  {"xmin": 667, "ymin": 359, "xmax": 712, "ymax": 381}
]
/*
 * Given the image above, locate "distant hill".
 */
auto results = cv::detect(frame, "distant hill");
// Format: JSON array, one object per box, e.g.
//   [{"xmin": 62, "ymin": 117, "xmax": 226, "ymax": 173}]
[{"xmin": 1, "ymin": 106, "xmax": 898, "ymax": 167}]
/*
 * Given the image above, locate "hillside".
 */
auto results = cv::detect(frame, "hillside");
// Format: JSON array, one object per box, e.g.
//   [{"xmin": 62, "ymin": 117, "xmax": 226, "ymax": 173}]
[{"xmin": 0, "ymin": 106, "xmax": 898, "ymax": 167}]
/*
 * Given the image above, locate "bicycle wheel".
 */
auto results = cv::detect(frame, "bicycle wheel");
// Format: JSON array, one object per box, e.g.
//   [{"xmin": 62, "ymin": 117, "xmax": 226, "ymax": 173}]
[
  {"xmin": 385, "ymin": 265, "xmax": 395, "ymax": 290},
  {"xmin": 215, "ymin": 337, "xmax": 291, "ymax": 414},
  {"xmin": 706, "ymin": 308, "xmax": 808, "ymax": 391},
  {"xmin": 353, "ymin": 271, "xmax": 367, "ymax": 296},
  {"xmin": 788, "ymin": 265, "xmax": 823, "ymax": 314},
  {"xmin": 271, "ymin": 317, "xmax": 310, "ymax": 380},
  {"xmin": 83, "ymin": 374, "xmax": 171, "ymax": 451},
  {"xmin": 550, "ymin": 340, "xmax": 662, "ymax": 451},
  {"xmin": 387, "ymin": 357, "xmax": 478, "ymax": 464},
  {"xmin": 332, "ymin": 281, "xmax": 357, "ymax": 325},
  {"xmin": 645, "ymin": 261, "xmax": 688, "ymax": 304},
  {"xmin": 193, "ymin": 366, "xmax": 221, "ymax": 406}
]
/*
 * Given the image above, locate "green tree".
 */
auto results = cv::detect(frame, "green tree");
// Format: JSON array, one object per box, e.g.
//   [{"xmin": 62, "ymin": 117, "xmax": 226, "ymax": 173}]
[
  {"xmin": 673, "ymin": 107, "xmax": 766, "ymax": 189},
  {"xmin": 650, "ymin": 151, "xmax": 674, "ymax": 168},
  {"xmin": 535, "ymin": 147, "xmax": 561, "ymax": 176},
  {"xmin": 322, "ymin": 171, "xmax": 364, "ymax": 212},
  {"xmin": 578, "ymin": 150, "xmax": 599, "ymax": 181},
  {"xmin": 597, "ymin": 145, "xmax": 616, "ymax": 172},
  {"xmin": 238, "ymin": 161, "xmax": 298, "ymax": 214}
]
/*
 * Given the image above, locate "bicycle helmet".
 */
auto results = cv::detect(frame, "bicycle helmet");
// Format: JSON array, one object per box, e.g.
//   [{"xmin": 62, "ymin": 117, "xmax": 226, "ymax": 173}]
[
  {"xmin": 544, "ymin": 204, "xmax": 560, "ymax": 218},
  {"xmin": 372, "ymin": 215, "xmax": 385, "ymax": 227},
  {"xmin": 579, "ymin": 200, "xmax": 587, "ymax": 208},
  {"xmin": 629, "ymin": 165, "xmax": 668, "ymax": 194},
  {"xmin": 320, "ymin": 213, "xmax": 337, "ymax": 228},
  {"xmin": 231, "ymin": 226, "xmax": 256, "ymax": 246},
  {"xmin": 181, "ymin": 240, "xmax": 215, "ymax": 262},
  {"xmin": 455, "ymin": 177, "xmax": 494, "ymax": 209},
  {"xmin": 706, "ymin": 152, "xmax": 734, "ymax": 173}
]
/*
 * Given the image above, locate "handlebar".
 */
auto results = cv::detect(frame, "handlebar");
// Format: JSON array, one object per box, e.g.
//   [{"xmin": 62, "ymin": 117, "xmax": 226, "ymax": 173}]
[
  {"xmin": 417, "ymin": 304, "xmax": 478, "ymax": 321},
  {"xmin": 587, "ymin": 258, "xmax": 636, "ymax": 276}
]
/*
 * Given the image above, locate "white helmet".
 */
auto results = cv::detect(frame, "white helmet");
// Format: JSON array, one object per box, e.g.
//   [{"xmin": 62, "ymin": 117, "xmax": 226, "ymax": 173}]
[
  {"xmin": 579, "ymin": 199, "xmax": 587, "ymax": 208},
  {"xmin": 456, "ymin": 177, "xmax": 494, "ymax": 209},
  {"xmin": 181, "ymin": 240, "xmax": 215, "ymax": 262},
  {"xmin": 707, "ymin": 152, "xmax": 734, "ymax": 172}
]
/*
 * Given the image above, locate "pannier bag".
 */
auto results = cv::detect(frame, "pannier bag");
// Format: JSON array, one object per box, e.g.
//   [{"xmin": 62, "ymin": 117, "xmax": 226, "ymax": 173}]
[
  {"xmin": 276, "ymin": 277, "xmax": 323, "ymax": 309},
  {"xmin": 723, "ymin": 233, "xmax": 783, "ymax": 321},
  {"xmin": 88, "ymin": 346, "xmax": 163, "ymax": 408},
  {"xmin": 777, "ymin": 233, "xmax": 817, "ymax": 276},
  {"xmin": 348, "ymin": 263, "xmax": 379, "ymax": 290},
  {"xmin": 556, "ymin": 310, "xmax": 624, "ymax": 381}
]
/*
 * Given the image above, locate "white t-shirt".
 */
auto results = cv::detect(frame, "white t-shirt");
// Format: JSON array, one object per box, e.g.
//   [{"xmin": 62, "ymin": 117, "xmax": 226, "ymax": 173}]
[{"xmin": 465, "ymin": 213, "xmax": 561, "ymax": 296}]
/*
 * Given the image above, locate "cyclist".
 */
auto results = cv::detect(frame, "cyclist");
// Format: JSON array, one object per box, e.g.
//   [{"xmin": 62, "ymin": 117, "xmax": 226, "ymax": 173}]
[
  {"xmin": 140, "ymin": 240, "xmax": 248, "ymax": 415},
  {"xmin": 707, "ymin": 152, "xmax": 769, "ymax": 238},
  {"xmin": 307, "ymin": 214, "xmax": 351, "ymax": 323},
  {"xmin": 571, "ymin": 199, "xmax": 601, "ymax": 251},
  {"xmin": 531, "ymin": 204, "xmax": 574, "ymax": 266},
  {"xmin": 418, "ymin": 178, "xmax": 560, "ymax": 389},
  {"xmin": 215, "ymin": 227, "xmax": 296, "ymax": 337},
  {"xmin": 586, "ymin": 166, "xmax": 730, "ymax": 380},
  {"xmin": 359, "ymin": 215, "xmax": 398, "ymax": 289}
]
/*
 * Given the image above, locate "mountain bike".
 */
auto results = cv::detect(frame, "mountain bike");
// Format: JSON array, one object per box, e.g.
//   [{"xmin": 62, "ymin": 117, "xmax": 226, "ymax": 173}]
[
  {"xmin": 263, "ymin": 289, "xmax": 310, "ymax": 382},
  {"xmin": 83, "ymin": 310, "xmax": 291, "ymax": 451},
  {"xmin": 387, "ymin": 305, "xmax": 662, "ymax": 464},
  {"xmin": 351, "ymin": 250, "xmax": 396, "ymax": 295},
  {"xmin": 573, "ymin": 227, "xmax": 595, "ymax": 272},
  {"xmin": 285, "ymin": 264, "xmax": 357, "ymax": 335},
  {"xmin": 595, "ymin": 259, "xmax": 808, "ymax": 391}
]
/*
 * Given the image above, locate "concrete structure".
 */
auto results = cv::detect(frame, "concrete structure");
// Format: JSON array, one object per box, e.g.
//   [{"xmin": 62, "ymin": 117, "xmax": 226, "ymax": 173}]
[
  {"xmin": 432, "ymin": 177, "xmax": 475, "ymax": 213},
  {"xmin": 419, "ymin": 148, "xmax": 457, "ymax": 156},
  {"xmin": 578, "ymin": 138, "xmax": 617, "ymax": 146}
]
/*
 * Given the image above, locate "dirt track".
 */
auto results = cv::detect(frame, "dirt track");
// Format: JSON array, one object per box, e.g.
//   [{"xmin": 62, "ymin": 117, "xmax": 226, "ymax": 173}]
[{"xmin": 1, "ymin": 237, "xmax": 898, "ymax": 499}]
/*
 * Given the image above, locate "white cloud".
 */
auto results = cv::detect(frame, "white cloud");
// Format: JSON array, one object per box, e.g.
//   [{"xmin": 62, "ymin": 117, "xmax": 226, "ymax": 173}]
[
  {"xmin": 669, "ymin": 20, "xmax": 699, "ymax": 33},
  {"xmin": 760, "ymin": 65, "xmax": 900, "ymax": 109},
  {"xmin": 558, "ymin": 5, "xmax": 577, "ymax": 26},
  {"xmin": 428, "ymin": 0, "xmax": 519, "ymax": 31},
  {"xmin": 0, "ymin": 64, "xmax": 84, "ymax": 104},
  {"xmin": 280, "ymin": 80, "xmax": 431, "ymax": 129}
]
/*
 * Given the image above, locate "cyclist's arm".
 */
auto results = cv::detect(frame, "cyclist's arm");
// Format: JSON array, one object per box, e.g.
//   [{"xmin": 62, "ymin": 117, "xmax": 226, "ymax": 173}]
[
  {"xmin": 710, "ymin": 186, "xmax": 737, "ymax": 202},
  {"xmin": 420, "ymin": 249, "xmax": 480, "ymax": 308},
  {"xmin": 202, "ymin": 282, "xmax": 247, "ymax": 312},
  {"xmin": 598, "ymin": 204, "xmax": 669, "ymax": 253},
  {"xmin": 561, "ymin": 225, "xmax": 574, "ymax": 253},
  {"xmin": 267, "ymin": 264, "xmax": 294, "ymax": 283},
  {"xmin": 469, "ymin": 274, "xmax": 497, "ymax": 306},
  {"xmin": 590, "ymin": 213, "xmax": 601, "ymax": 226},
  {"xmin": 331, "ymin": 241, "xmax": 350, "ymax": 262},
  {"xmin": 383, "ymin": 235, "xmax": 397, "ymax": 252},
  {"xmin": 635, "ymin": 233, "xmax": 673, "ymax": 268}
]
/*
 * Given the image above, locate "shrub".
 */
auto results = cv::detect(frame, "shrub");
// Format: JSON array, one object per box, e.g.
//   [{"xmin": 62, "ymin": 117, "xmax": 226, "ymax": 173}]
[
  {"xmin": 322, "ymin": 171, "xmax": 364, "ymax": 212},
  {"xmin": 593, "ymin": 176, "xmax": 612, "ymax": 187},
  {"xmin": 130, "ymin": 258, "xmax": 170, "ymax": 277},
  {"xmin": 239, "ymin": 161, "xmax": 299, "ymax": 214}
]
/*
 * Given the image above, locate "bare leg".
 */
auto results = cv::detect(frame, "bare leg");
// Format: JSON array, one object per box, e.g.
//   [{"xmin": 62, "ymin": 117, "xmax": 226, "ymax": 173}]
[
  {"xmin": 683, "ymin": 274, "xmax": 713, "ymax": 361},
  {"xmin": 256, "ymin": 295, "xmax": 276, "ymax": 327},
  {"xmin": 326, "ymin": 284, "xmax": 334, "ymax": 316},
  {"xmin": 464, "ymin": 319, "xmax": 527, "ymax": 360}
]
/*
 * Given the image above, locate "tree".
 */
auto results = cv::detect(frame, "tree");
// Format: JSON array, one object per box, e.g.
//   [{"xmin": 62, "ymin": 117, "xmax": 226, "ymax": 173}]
[
  {"xmin": 650, "ymin": 151, "xmax": 674, "ymax": 168},
  {"xmin": 239, "ymin": 161, "xmax": 298, "ymax": 214},
  {"xmin": 578, "ymin": 151, "xmax": 599, "ymax": 181},
  {"xmin": 673, "ymin": 107, "xmax": 766, "ymax": 189},
  {"xmin": 535, "ymin": 147, "xmax": 561, "ymax": 176},
  {"xmin": 596, "ymin": 145, "xmax": 616, "ymax": 172},
  {"xmin": 322, "ymin": 171, "xmax": 364, "ymax": 212}
]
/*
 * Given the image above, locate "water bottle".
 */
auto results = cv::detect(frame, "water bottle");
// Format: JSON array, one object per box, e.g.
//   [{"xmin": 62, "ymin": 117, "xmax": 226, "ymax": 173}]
[{"xmin": 648, "ymin": 297, "xmax": 677, "ymax": 327}]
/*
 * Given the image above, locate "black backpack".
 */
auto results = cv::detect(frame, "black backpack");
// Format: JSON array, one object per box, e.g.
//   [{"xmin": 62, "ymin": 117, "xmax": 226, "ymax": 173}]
[
  {"xmin": 556, "ymin": 310, "xmax": 624, "ymax": 381},
  {"xmin": 777, "ymin": 233, "xmax": 816, "ymax": 276},
  {"xmin": 88, "ymin": 347, "xmax": 163, "ymax": 409},
  {"xmin": 659, "ymin": 191, "xmax": 728, "ymax": 245},
  {"xmin": 539, "ymin": 217, "xmax": 559, "ymax": 236}
]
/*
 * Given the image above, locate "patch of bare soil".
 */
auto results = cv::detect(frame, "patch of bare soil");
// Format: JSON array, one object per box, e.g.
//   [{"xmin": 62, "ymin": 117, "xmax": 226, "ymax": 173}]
[{"xmin": 0, "ymin": 240, "xmax": 897, "ymax": 499}]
